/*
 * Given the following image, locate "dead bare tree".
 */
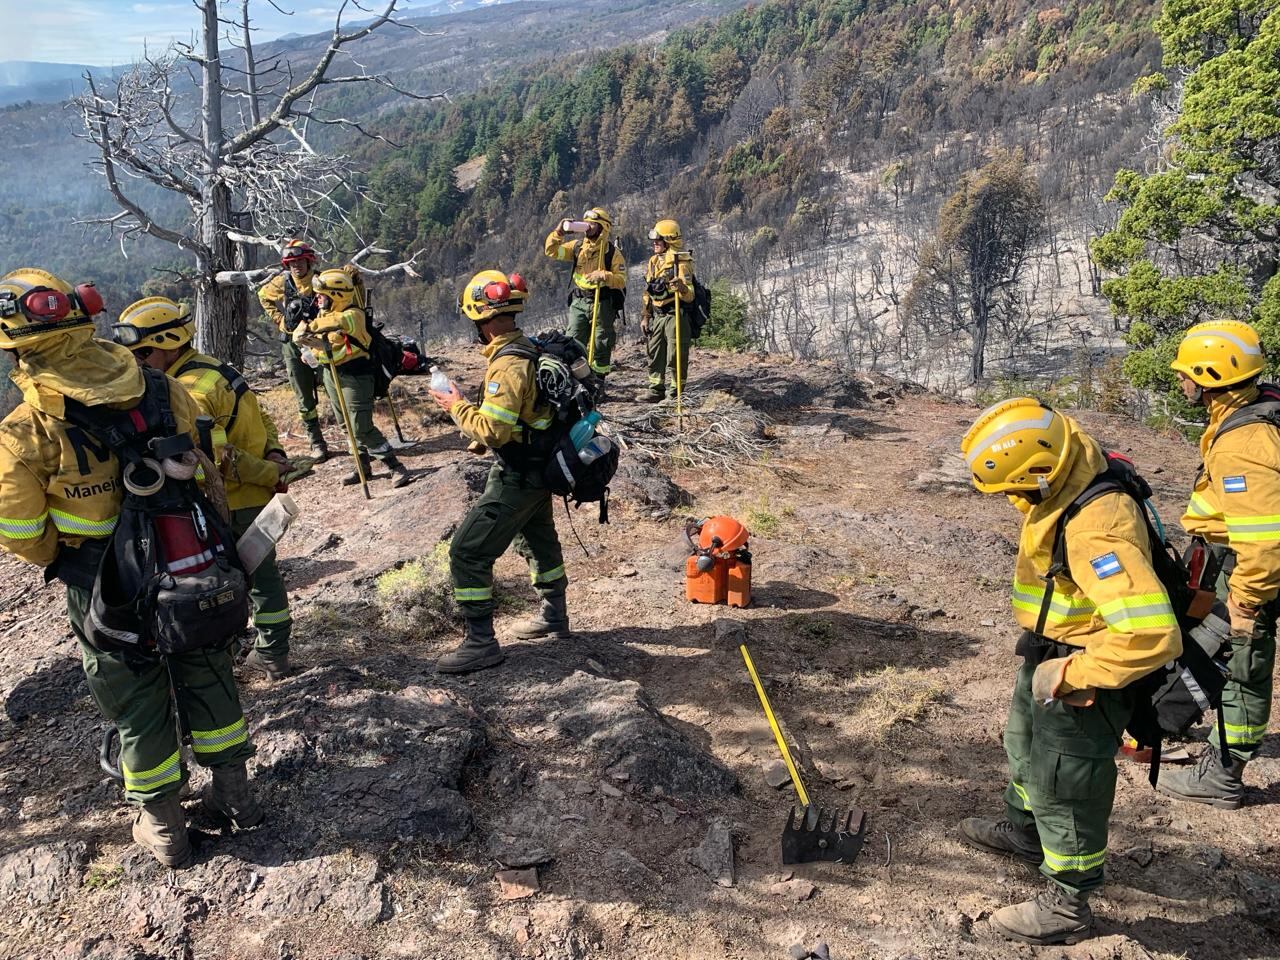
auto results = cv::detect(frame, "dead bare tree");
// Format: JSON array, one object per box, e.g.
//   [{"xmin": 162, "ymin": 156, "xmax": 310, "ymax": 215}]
[{"xmin": 74, "ymin": 0, "xmax": 444, "ymax": 364}]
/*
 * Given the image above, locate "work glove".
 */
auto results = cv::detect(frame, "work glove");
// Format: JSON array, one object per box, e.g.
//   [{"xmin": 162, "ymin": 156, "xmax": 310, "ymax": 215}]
[
  {"xmin": 1032, "ymin": 655, "xmax": 1096, "ymax": 707},
  {"xmin": 585, "ymin": 269, "xmax": 611, "ymax": 285},
  {"xmin": 1227, "ymin": 594, "xmax": 1259, "ymax": 637}
]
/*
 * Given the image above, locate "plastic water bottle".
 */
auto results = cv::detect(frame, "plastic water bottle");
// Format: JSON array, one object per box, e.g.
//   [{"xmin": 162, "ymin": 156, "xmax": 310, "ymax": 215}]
[
  {"xmin": 569, "ymin": 411, "xmax": 602, "ymax": 450},
  {"xmin": 578, "ymin": 435, "xmax": 613, "ymax": 465},
  {"xmin": 429, "ymin": 365, "xmax": 451, "ymax": 392}
]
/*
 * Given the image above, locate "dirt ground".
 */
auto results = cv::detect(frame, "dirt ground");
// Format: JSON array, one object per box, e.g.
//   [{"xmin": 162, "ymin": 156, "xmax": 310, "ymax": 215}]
[{"xmin": 1, "ymin": 340, "xmax": 1277, "ymax": 960}]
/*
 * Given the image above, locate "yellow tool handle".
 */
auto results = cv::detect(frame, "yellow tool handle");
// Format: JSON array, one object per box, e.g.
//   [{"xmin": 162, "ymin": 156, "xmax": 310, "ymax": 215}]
[{"xmin": 740, "ymin": 644, "xmax": 810, "ymax": 807}]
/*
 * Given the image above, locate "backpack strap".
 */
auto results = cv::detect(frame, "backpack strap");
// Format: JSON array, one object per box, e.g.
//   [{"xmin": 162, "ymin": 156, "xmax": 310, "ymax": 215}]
[
  {"xmin": 176, "ymin": 358, "xmax": 248, "ymax": 436},
  {"xmin": 1209, "ymin": 383, "xmax": 1280, "ymax": 450},
  {"xmin": 60, "ymin": 367, "xmax": 175, "ymax": 467}
]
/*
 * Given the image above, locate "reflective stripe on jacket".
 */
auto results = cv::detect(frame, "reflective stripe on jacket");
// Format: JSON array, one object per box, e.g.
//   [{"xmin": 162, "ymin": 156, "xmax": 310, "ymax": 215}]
[
  {"xmin": 0, "ymin": 375, "xmax": 202, "ymax": 568},
  {"xmin": 1190, "ymin": 383, "xmax": 1280, "ymax": 607},
  {"xmin": 1011, "ymin": 421, "xmax": 1182, "ymax": 691},
  {"xmin": 448, "ymin": 331, "xmax": 553, "ymax": 450}
]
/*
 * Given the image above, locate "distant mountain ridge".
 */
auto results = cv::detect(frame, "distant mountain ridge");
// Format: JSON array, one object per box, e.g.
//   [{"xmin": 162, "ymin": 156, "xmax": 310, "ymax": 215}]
[{"xmin": 0, "ymin": 61, "xmax": 96, "ymax": 87}]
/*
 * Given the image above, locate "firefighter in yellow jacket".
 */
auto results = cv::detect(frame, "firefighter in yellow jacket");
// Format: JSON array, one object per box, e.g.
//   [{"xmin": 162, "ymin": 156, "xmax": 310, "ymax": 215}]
[
  {"xmin": 544, "ymin": 207, "xmax": 626, "ymax": 377},
  {"xmin": 428, "ymin": 270, "xmax": 568, "ymax": 674},
  {"xmin": 1159, "ymin": 320, "xmax": 1280, "ymax": 808},
  {"xmin": 637, "ymin": 219, "xmax": 695, "ymax": 403},
  {"xmin": 0, "ymin": 268, "xmax": 260, "ymax": 869},
  {"xmin": 257, "ymin": 240, "xmax": 329, "ymax": 461},
  {"xmin": 293, "ymin": 267, "xmax": 412, "ymax": 488},
  {"xmin": 113, "ymin": 296, "xmax": 296, "ymax": 680},
  {"xmin": 957, "ymin": 398, "xmax": 1181, "ymax": 945}
]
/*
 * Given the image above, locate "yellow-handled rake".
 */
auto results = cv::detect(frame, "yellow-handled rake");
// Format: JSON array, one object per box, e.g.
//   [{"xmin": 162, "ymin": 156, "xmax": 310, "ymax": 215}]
[{"xmin": 741, "ymin": 644, "xmax": 867, "ymax": 865}]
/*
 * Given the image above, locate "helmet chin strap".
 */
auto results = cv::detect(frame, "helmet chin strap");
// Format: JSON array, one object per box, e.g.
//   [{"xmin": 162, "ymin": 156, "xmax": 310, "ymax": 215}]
[{"xmin": 1037, "ymin": 476, "xmax": 1052, "ymax": 499}]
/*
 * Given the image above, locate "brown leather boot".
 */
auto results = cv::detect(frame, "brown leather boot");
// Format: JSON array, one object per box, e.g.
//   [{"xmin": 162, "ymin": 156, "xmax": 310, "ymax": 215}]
[
  {"xmin": 132, "ymin": 795, "xmax": 192, "ymax": 868},
  {"xmin": 510, "ymin": 593, "xmax": 570, "ymax": 639},
  {"xmin": 206, "ymin": 761, "xmax": 265, "ymax": 830},
  {"xmin": 991, "ymin": 881, "xmax": 1092, "ymax": 945}
]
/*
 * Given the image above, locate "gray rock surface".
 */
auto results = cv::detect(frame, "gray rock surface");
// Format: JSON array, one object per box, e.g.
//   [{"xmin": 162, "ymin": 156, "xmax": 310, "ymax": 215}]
[
  {"xmin": 686, "ymin": 818, "xmax": 735, "ymax": 887},
  {"xmin": 539, "ymin": 671, "xmax": 736, "ymax": 800},
  {"xmin": 250, "ymin": 666, "xmax": 484, "ymax": 845},
  {"xmin": 0, "ymin": 840, "xmax": 88, "ymax": 904}
]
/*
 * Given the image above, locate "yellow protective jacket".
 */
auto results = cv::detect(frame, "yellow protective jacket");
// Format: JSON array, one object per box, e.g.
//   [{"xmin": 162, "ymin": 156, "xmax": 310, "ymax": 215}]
[
  {"xmin": 0, "ymin": 338, "xmax": 201, "ymax": 568},
  {"xmin": 1010, "ymin": 419, "xmax": 1181, "ymax": 691},
  {"xmin": 296, "ymin": 306, "xmax": 371, "ymax": 367},
  {"xmin": 167, "ymin": 348, "xmax": 284, "ymax": 512},
  {"xmin": 544, "ymin": 228, "xmax": 627, "ymax": 293},
  {"xmin": 258, "ymin": 268, "xmax": 316, "ymax": 333},
  {"xmin": 643, "ymin": 249, "xmax": 695, "ymax": 314},
  {"xmin": 1181, "ymin": 383, "xmax": 1280, "ymax": 608},
  {"xmin": 448, "ymin": 331, "xmax": 553, "ymax": 450}
]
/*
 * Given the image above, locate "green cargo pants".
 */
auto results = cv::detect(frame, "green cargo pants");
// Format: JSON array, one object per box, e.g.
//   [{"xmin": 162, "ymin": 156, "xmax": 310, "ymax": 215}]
[
  {"xmin": 1003, "ymin": 659, "xmax": 1131, "ymax": 895},
  {"xmin": 567, "ymin": 292, "xmax": 618, "ymax": 377},
  {"xmin": 1208, "ymin": 562, "xmax": 1276, "ymax": 762},
  {"xmin": 450, "ymin": 463, "xmax": 567, "ymax": 619},
  {"xmin": 231, "ymin": 505, "xmax": 291, "ymax": 662},
  {"xmin": 283, "ymin": 339, "xmax": 325, "ymax": 444},
  {"xmin": 68, "ymin": 585, "xmax": 253, "ymax": 805},
  {"xmin": 321, "ymin": 365, "xmax": 392, "ymax": 461},
  {"xmin": 644, "ymin": 307, "xmax": 691, "ymax": 398}
]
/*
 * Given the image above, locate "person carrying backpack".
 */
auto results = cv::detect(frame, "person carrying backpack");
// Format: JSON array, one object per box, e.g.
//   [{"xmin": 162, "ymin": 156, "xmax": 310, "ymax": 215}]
[
  {"xmin": 637, "ymin": 219, "xmax": 695, "ymax": 404},
  {"xmin": 1160, "ymin": 320, "xmax": 1280, "ymax": 808},
  {"xmin": 428, "ymin": 270, "xmax": 570, "ymax": 675},
  {"xmin": 113, "ymin": 296, "xmax": 297, "ymax": 681},
  {"xmin": 0, "ymin": 268, "xmax": 260, "ymax": 869},
  {"xmin": 257, "ymin": 240, "xmax": 329, "ymax": 462},
  {"xmin": 544, "ymin": 207, "xmax": 626, "ymax": 378},
  {"xmin": 293, "ymin": 267, "xmax": 412, "ymax": 489},
  {"xmin": 957, "ymin": 398, "xmax": 1181, "ymax": 945}
]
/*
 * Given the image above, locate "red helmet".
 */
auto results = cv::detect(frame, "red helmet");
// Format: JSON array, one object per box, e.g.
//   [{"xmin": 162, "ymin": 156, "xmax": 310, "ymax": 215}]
[
  {"xmin": 281, "ymin": 240, "xmax": 317, "ymax": 266},
  {"xmin": 697, "ymin": 516, "xmax": 750, "ymax": 553}
]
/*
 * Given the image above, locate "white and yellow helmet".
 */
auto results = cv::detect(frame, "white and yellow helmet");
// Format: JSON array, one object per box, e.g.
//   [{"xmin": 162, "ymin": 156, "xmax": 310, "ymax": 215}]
[
  {"xmin": 1170, "ymin": 320, "xmax": 1265, "ymax": 388},
  {"xmin": 960, "ymin": 398, "xmax": 1071, "ymax": 495}
]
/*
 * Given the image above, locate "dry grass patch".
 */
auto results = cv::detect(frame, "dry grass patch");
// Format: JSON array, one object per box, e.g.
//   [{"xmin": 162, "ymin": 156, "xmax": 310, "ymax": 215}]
[{"xmin": 847, "ymin": 666, "xmax": 945, "ymax": 741}]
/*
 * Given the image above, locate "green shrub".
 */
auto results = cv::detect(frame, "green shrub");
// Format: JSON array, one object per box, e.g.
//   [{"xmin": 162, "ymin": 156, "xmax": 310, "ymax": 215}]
[{"xmin": 698, "ymin": 280, "xmax": 753, "ymax": 352}]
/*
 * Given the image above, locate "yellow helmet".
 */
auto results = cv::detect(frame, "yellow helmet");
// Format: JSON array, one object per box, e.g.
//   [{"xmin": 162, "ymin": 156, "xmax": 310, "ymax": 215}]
[
  {"xmin": 583, "ymin": 207, "xmax": 612, "ymax": 232},
  {"xmin": 960, "ymin": 397, "xmax": 1071, "ymax": 495},
  {"xmin": 312, "ymin": 268, "xmax": 360, "ymax": 313},
  {"xmin": 112, "ymin": 297, "xmax": 193, "ymax": 352},
  {"xmin": 648, "ymin": 218, "xmax": 682, "ymax": 244},
  {"xmin": 459, "ymin": 269, "xmax": 528, "ymax": 323},
  {"xmin": 1170, "ymin": 320, "xmax": 1265, "ymax": 388},
  {"xmin": 0, "ymin": 268, "xmax": 104, "ymax": 350}
]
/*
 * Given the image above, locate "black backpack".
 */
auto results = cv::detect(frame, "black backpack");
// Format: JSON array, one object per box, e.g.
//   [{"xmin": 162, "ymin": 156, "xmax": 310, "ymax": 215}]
[
  {"xmin": 689, "ymin": 276, "xmax": 712, "ymax": 339},
  {"xmin": 493, "ymin": 332, "xmax": 620, "ymax": 522},
  {"xmin": 1042, "ymin": 452, "xmax": 1231, "ymax": 784},
  {"xmin": 61, "ymin": 368, "xmax": 250, "ymax": 657},
  {"xmin": 363, "ymin": 320, "xmax": 409, "ymax": 400}
]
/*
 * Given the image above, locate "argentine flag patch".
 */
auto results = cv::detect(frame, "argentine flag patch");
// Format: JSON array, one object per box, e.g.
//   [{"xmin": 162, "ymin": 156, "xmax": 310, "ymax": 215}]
[
  {"xmin": 1090, "ymin": 552, "xmax": 1123, "ymax": 579},
  {"xmin": 1224, "ymin": 475, "xmax": 1248, "ymax": 493},
  {"xmin": 487, "ymin": 381, "xmax": 501, "ymax": 395}
]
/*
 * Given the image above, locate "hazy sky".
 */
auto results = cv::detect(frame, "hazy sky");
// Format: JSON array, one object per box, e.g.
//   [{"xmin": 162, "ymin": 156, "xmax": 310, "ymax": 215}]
[{"xmin": 0, "ymin": 0, "xmax": 415, "ymax": 66}]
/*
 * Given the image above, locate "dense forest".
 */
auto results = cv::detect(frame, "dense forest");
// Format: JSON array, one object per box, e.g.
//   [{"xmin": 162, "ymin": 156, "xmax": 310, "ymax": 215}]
[{"xmin": 2, "ymin": 0, "xmax": 1168, "ymax": 400}]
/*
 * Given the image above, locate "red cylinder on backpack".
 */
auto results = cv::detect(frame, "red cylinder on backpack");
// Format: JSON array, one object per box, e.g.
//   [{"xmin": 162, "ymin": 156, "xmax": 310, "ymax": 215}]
[{"xmin": 153, "ymin": 513, "xmax": 216, "ymax": 575}]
